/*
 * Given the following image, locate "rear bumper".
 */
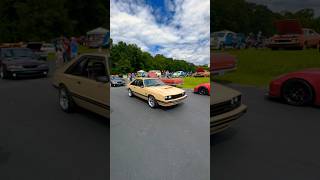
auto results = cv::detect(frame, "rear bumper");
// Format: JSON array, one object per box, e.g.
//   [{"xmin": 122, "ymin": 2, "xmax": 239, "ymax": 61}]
[
  {"xmin": 211, "ymin": 104, "xmax": 247, "ymax": 134},
  {"xmin": 158, "ymin": 95, "xmax": 188, "ymax": 107}
]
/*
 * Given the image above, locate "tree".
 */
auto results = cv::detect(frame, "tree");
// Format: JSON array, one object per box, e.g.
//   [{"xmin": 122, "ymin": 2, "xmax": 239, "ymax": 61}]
[{"xmin": 110, "ymin": 41, "xmax": 196, "ymax": 74}]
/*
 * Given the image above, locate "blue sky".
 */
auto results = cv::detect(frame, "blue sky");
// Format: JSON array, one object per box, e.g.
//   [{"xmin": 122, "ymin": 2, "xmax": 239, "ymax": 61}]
[{"xmin": 111, "ymin": 0, "xmax": 210, "ymax": 65}]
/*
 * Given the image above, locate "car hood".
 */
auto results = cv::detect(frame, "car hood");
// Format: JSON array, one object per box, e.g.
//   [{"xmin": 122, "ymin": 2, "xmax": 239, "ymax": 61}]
[
  {"xmin": 211, "ymin": 82, "xmax": 241, "ymax": 105},
  {"xmin": 199, "ymin": 83, "xmax": 210, "ymax": 87},
  {"xmin": 27, "ymin": 43, "xmax": 42, "ymax": 51},
  {"xmin": 275, "ymin": 19, "xmax": 303, "ymax": 35},
  {"xmin": 146, "ymin": 85, "xmax": 185, "ymax": 96},
  {"xmin": 296, "ymin": 68, "xmax": 320, "ymax": 74},
  {"xmin": 3, "ymin": 58, "xmax": 46, "ymax": 66},
  {"xmin": 111, "ymin": 79, "xmax": 124, "ymax": 82}
]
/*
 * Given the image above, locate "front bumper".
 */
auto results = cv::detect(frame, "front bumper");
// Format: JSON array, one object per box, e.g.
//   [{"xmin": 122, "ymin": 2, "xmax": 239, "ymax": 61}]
[
  {"xmin": 7, "ymin": 69, "xmax": 49, "ymax": 77},
  {"xmin": 268, "ymin": 42, "xmax": 302, "ymax": 49},
  {"xmin": 158, "ymin": 95, "xmax": 188, "ymax": 107},
  {"xmin": 211, "ymin": 104, "xmax": 247, "ymax": 134}
]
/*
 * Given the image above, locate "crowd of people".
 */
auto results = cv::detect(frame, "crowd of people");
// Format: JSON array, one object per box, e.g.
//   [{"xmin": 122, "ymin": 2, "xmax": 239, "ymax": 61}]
[{"xmin": 54, "ymin": 36, "xmax": 79, "ymax": 68}]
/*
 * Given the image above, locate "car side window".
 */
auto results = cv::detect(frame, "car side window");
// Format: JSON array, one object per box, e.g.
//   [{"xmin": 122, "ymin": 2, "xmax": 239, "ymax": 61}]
[
  {"xmin": 65, "ymin": 56, "xmax": 88, "ymax": 75},
  {"xmin": 137, "ymin": 80, "xmax": 143, "ymax": 87},
  {"xmin": 131, "ymin": 80, "xmax": 137, "ymax": 86},
  {"xmin": 133, "ymin": 79, "xmax": 143, "ymax": 87},
  {"xmin": 84, "ymin": 57, "xmax": 107, "ymax": 80}
]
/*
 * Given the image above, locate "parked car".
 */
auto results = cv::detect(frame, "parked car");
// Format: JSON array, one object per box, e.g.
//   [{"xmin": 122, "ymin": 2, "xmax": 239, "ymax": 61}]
[
  {"xmin": 211, "ymin": 82, "xmax": 247, "ymax": 134},
  {"xmin": 26, "ymin": 42, "xmax": 48, "ymax": 60},
  {"xmin": 194, "ymin": 83, "xmax": 210, "ymax": 95},
  {"xmin": 111, "ymin": 76, "xmax": 125, "ymax": 87},
  {"xmin": 149, "ymin": 70, "xmax": 161, "ymax": 77},
  {"xmin": 160, "ymin": 78, "xmax": 184, "ymax": 86},
  {"xmin": 211, "ymin": 30, "xmax": 236, "ymax": 49},
  {"xmin": 52, "ymin": 53, "xmax": 110, "ymax": 118},
  {"xmin": 137, "ymin": 70, "xmax": 147, "ymax": 77},
  {"xmin": 147, "ymin": 72, "xmax": 184, "ymax": 86},
  {"xmin": 193, "ymin": 70, "xmax": 210, "ymax": 77},
  {"xmin": 172, "ymin": 71, "xmax": 186, "ymax": 77},
  {"xmin": 41, "ymin": 43, "xmax": 56, "ymax": 53},
  {"xmin": 268, "ymin": 69, "xmax": 320, "ymax": 106},
  {"xmin": 127, "ymin": 78, "xmax": 187, "ymax": 108},
  {"xmin": 211, "ymin": 52, "xmax": 237, "ymax": 76},
  {"xmin": 268, "ymin": 19, "xmax": 320, "ymax": 50},
  {"xmin": 0, "ymin": 47, "xmax": 49, "ymax": 79}
]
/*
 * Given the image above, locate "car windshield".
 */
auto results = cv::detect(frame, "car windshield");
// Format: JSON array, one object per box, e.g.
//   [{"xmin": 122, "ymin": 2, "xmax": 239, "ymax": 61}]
[
  {"xmin": 144, "ymin": 79, "xmax": 165, "ymax": 87},
  {"xmin": 112, "ymin": 77, "xmax": 122, "ymax": 80},
  {"xmin": 2, "ymin": 49, "xmax": 33, "ymax": 59}
]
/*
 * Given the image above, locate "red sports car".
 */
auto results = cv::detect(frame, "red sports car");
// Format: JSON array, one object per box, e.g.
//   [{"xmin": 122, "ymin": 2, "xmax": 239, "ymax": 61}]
[
  {"xmin": 194, "ymin": 83, "xmax": 210, "ymax": 95},
  {"xmin": 269, "ymin": 69, "xmax": 320, "ymax": 106}
]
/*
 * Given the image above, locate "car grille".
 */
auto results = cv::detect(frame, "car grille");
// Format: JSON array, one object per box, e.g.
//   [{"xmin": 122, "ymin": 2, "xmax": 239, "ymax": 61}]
[
  {"xmin": 23, "ymin": 65, "xmax": 38, "ymax": 69},
  {"xmin": 275, "ymin": 40, "xmax": 291, "ymax": 43},
  {"xmin": 171, "ymin": 93, "xmax": 184, "ymax": 99},
  {"xmin": 211, "ymin": 95, "xmax": 241, "ymax": 117}
]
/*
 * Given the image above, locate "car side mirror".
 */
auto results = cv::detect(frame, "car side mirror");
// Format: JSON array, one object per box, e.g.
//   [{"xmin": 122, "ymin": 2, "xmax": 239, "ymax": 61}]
[{"xmin": 96, "ymin": 76, "xmax": 109, "ymax": 83}]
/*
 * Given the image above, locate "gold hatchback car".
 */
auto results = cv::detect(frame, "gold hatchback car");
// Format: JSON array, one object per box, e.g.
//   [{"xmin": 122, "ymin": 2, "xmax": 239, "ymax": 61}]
[
  {"xmin": 52, "ymin": 53, "xmax": 110, "ymax": 118},
  {"xmin": 128, "ymin": 78, "xmax": 187, "ymax": 108}
]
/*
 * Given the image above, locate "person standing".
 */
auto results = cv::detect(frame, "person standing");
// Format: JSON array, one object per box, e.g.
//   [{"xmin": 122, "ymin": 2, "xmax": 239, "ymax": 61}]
[
  {"xmin": 55, "ymin": 48, "xmax": 64, "ymax": 69},
  {"xmin": 70, "ymin": 37, "xmax": 78, "ymax": 59},
  {"xmin": 129, "ymin": 73, "xmax": 132, "ymax": 82}
]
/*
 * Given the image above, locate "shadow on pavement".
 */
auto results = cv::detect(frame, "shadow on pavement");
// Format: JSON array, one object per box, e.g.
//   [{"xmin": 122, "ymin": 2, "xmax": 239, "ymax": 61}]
[{"xmin": 210, "ymin": 128, "xmax": 238, "ymax": 146}]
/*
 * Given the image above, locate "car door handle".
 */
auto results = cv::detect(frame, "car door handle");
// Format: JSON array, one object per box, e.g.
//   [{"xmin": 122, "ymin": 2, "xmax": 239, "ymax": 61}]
[{"xmin": 77, "ymin": 81, "xmax": 81, "ymax": 84}]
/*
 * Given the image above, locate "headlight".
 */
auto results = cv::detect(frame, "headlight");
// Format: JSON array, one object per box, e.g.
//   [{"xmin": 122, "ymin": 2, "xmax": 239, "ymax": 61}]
[
  {"xmin": 231, "ymin": 96, "xmax": 241, "ymax": 106},
  {"xmin": 165, "ymin": 95, "xmax": 172, "ymax": 100},
  {"xmin": 7, "ymin": 65, "xmax": 23, "ymax": 69}
]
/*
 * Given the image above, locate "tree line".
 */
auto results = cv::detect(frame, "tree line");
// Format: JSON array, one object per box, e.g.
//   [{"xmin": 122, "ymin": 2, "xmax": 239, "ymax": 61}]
[
  {"xmin": 110, "ymin": 41, "xmax": 199, "ymax": 75},
  {"xmin": 0, "ymin": 0, "xmax": 109, "ymax": 42},
  {"xmin": 211, "ymin": 0, "xmax": 320, "ymax": 36}
]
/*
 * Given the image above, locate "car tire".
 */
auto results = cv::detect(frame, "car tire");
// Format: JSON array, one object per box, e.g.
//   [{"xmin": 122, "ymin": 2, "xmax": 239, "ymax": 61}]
[
  {"xmin": 282, "ymin": 79, "xmax": 314, "ymax": 106},
  {"xmin": 59, "ymin": 86, "xmax": 75, "ymax": 112},
  {"xmin": 0, "ymin": 66, "xmax": 8, "ymax": 79},
  {"xmin": 199, "ymin": 87, "xmax": 209, "ymax": 95},
  {"xmin": 128, "ymin": 89, "xmax": 133, "ymax": 97},
  {"xmin": 148, "ymin": 95, "xmax": 158, "ymax": 108}
]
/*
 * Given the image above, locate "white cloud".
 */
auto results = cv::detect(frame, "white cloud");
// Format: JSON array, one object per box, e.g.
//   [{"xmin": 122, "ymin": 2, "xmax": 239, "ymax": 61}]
[{"xmin": 110, "ymin": 0, "xmax": 210, "ymax": 65}]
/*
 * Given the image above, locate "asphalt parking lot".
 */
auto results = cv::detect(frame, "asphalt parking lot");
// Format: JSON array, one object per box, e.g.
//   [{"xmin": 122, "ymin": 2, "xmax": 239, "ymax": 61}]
[
  {"xmin": 211, "ymin": 84, "xmax": 320, "ymax": 180},
  {"xmin": 110, "ymin": 86, "xmax": 210, "ymax": 180},
  {"xmin": 0, "ymin": 66, "xmax": 109, "ymax": 179}
]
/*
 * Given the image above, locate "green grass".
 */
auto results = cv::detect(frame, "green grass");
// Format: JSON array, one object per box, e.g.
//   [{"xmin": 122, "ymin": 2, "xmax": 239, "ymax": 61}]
[
  {"xmin": 213, "ymin": 49, "xmax": 320, "ymax": 87},
  {"xmin": 178, "ymin": 77, "xmax": 210, "ymax": 89}
]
